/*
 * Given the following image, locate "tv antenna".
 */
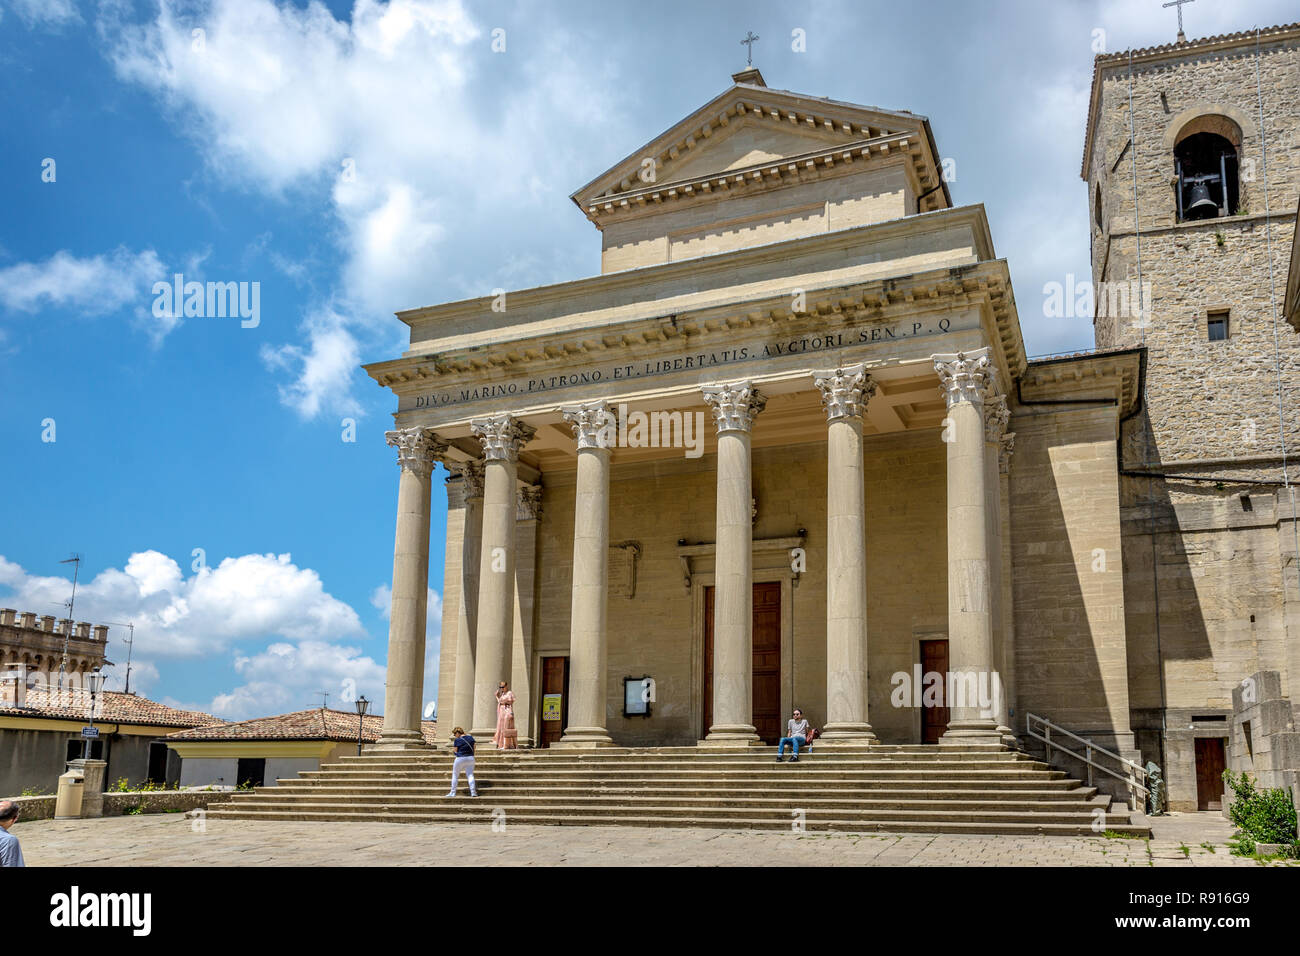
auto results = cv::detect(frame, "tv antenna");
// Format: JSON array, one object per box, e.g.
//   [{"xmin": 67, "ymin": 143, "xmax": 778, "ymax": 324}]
[
  {"xmin": 56, "ymin": 554, "xmax": 81, "ymax": 690},
  {"xmin": 103, "ymin": 621, "xmax": 136, "ymax": 695}
]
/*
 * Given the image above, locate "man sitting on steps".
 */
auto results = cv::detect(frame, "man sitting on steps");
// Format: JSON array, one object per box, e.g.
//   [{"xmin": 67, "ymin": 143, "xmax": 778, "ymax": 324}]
[{"xmin": 776, "ymin": 709, "xmax": 811, "ymax": 762}]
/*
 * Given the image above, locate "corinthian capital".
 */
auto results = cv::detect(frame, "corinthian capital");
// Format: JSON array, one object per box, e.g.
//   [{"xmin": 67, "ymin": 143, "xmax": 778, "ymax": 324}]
[
  {"xmin": 932, "ymin": 348, "xmax": 992, "ymax": 408},
  {"xmin": 449, "ymin": 460, "xmax": 486, "ymax": 499},
  {"xmin": 517, "ymin": 484, "xmax": 543, "ymax": 521},
  {"xmin": 470, "ymin": 414, "xmax": 536, "ymax": 462},
  {"xmin": 983, "ymin": 394, "xmax": 1010, "ymax": 444},
  {"xmin": 701, "ymin": 380, "xmax": 766, "ymax": 434},
  {"xmin": 385, "ymin": 427, "xmax": 446, "ymax": 478},
  {"xmin": 813, "ymin": 364, "xmax": 876, "ymax": 422},
  {"xmin": 561, "ymin": 401, "xmax": 616, "ymax": 450}
]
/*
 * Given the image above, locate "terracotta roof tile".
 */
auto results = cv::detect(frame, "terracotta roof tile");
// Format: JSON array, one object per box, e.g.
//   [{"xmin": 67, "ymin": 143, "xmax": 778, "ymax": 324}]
[
  {"xmin": 166, "ymin": 707, "xmax": 437, "ymax": 744},
  {"xmin": 0, "ymin": 688, "xmax": 222, "ymax": 729}
]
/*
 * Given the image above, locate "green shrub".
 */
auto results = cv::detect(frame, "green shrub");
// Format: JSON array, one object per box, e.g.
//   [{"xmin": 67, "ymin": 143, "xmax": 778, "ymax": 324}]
[{"xmin": 1223, "ymin": 770, "xmax": 1298, "ymax": 855}]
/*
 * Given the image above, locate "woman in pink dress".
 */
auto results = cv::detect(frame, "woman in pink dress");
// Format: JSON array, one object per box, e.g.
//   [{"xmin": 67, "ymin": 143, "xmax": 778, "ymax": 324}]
[{"xmin": 494, "ymin": 681, "xmax": 518, "ymax": 749}]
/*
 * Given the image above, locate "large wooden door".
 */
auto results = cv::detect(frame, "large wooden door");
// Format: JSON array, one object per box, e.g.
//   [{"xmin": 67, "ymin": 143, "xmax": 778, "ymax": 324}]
[
  {"xmin": 703, "ymin": 582, "xmax": 782, "ymax": 744},
  {"xmin": 920, "ymin": 639, "xmax": 950, "ymax": 745},
  {"xmin": 538, "ymin": 656, "xmax": 569, "ymax": 748},
  {"xmin": 1195, "ymin": 737, "xmax": 1227, "ymax": 810}
]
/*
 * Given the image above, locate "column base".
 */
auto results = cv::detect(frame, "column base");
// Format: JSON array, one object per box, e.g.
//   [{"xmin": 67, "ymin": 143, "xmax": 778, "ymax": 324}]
[
  {"xmin": 939, "ymin": 719, "xmax": 1004, "ymax": 748},
  {"xmin": 372, "ymin": 731, "xmax": 433, "ymax": 752},
  {"xmin": 816, "ymin": 724, "xmax": 878, "ymax": 748},
  {"xmin": 700, "ymin": 724, "xmax": 762, "ymax": 746},
  {"xmin": 554, "ymin": 727, "xmax": 615, "ymax": 748},
  {"xmin": 996, "ymin": 725, "xmax": 1019, "ymax": 750}
]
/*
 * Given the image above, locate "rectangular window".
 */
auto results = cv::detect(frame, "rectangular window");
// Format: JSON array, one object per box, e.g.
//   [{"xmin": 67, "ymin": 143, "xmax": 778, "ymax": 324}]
[{"xmin": 1207, "ymin": 309, "xmax": 1229, "ymax": 341}]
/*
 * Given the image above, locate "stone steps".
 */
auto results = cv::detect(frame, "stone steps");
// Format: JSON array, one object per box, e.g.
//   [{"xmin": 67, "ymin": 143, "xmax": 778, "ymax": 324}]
[
  {"xmin": 203, "ymin": 806, "xmax": 1146, "ymax": 836},
  {"xmin": 208, "ymin": 746, "xmax": 1149, "ymax": 837}
]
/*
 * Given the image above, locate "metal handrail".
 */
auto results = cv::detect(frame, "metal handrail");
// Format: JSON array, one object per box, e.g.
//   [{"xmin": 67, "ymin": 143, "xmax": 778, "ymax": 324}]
[{"xmin": 1026, "ymin": 712, "xmax": 1149, "ymax": 811}]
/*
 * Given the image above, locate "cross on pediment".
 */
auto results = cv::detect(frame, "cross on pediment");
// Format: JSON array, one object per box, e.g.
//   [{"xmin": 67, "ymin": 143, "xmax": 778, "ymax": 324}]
[{"xmin": 740, "ymin": 31, "xmax": 759, "ymax": 67}]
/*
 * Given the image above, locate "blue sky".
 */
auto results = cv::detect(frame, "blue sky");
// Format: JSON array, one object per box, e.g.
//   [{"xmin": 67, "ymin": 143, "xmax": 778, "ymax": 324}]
[{"xmin": 1, "ymin": 0, "xmax": 1293, "ymax": 720}]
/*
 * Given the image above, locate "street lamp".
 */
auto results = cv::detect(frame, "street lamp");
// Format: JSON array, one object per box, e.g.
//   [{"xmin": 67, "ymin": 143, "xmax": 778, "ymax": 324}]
[
  {"xmin": 83, "ymin": 671, "xmax": 106, "ymax": 759},
  {"xmin": 355, "ymin": 696, "xmax": 369, "ymax": 756}
]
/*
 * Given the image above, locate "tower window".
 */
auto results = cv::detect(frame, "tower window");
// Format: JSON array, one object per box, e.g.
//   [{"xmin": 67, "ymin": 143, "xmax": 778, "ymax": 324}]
[
  {"xmin": 1094, "ymin": 183, "xmax": 1103, "ymax": 230},
  {"xmin": 1207, "ymin": 309, "xmax": 1229, "ymax": 341},
  {"xmin": 1175, "ymin": 130, "xmax": 1239, "ymax": 222}
]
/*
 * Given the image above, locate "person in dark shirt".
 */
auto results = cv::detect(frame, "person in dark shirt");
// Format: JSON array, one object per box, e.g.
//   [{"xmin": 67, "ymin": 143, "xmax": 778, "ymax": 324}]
[{"xmin": 445, "ymin": 727, "xmax": 478, "ymax": 797}]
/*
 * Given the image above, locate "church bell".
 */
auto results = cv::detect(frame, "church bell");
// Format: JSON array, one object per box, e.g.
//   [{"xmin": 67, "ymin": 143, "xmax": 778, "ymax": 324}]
[{"xmin": 1185, "ymin": 180, "xmax": 1219, "ymax": 217}]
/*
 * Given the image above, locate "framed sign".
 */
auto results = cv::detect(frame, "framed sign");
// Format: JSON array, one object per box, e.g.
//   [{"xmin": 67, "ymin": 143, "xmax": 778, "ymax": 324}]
[
  {"xmin": 623, "ymin": 676, "xmax": 654, "ymax": 718},
  {"xmin": 541, "ymin": 693, "xmax": 563, "ymax": 722}
]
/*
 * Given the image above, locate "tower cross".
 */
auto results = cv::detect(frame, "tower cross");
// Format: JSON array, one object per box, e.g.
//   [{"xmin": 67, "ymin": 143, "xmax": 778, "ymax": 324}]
[
  {"xmin": 740, "ymin": 31, "xmax": 760, "ymax": 67},
  {"xmin": 1162, "ymin": 0, "xmax": 1194, "ymax": 41}
]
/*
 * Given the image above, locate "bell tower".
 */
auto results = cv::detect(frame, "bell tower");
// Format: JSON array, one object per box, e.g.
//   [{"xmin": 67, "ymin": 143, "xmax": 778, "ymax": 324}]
[
  {"xmin": 1079, "ymin": 23, "xmax": 1300, "ymax": 807},
  {"xmin": 1082, "ymin": 23, "xmax": 1300, "ymax": 469}
]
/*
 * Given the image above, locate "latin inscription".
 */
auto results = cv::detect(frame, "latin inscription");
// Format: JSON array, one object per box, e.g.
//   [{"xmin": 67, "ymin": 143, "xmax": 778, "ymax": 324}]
[{"xmin": 411, "ymin": 318, "xmax": 955, "ymax": 410}]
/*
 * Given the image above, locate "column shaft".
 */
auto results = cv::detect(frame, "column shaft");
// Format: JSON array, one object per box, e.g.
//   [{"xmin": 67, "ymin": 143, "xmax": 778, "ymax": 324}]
[
  {"xmin": 934, "ymin": 350, "xmax": 1002, "ymax": 746},
  {"xmin": 559, "ymin": 410, "xmax": 614, "ymax": 746},
  {"xmin": 815, "ymin": 365, "xmax": 876, "ymax": 743},
  {"xmin": 451, "ymin": 466, "xmax": 484, "ymax": 734},
  {"xmin": 377, "ymin": 428, "xmax": 444, "ymax": 750},
  {"xmin": 469, "ymin": 415, "xmax": 534, "ymax": 743},
  {"xmin": 701, "ymin": 381, "xmax": 765, "ymax": 744}
]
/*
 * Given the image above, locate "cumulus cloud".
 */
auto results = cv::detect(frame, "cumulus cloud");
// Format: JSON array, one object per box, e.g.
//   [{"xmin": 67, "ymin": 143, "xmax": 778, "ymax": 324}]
[
  {"xmin": 0, "ymin": 550, "xmax": 364, "ymax": 662},
  {"xmin": 100, "ymin": 0, "xmax": 622, "ymax": 416},
  {"xmin": 210, "ymin": 639, "xmax": 387, "ymax": 720},
  {"xmin": 9, "ymin": 0, "xmax": 80, "ymax": 27}
]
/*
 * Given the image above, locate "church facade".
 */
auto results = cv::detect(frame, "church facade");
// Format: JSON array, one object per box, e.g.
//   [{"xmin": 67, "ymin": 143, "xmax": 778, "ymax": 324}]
[{"xmin": 364, "ymin": 24, "xmax": 1300, "ymax": 813}]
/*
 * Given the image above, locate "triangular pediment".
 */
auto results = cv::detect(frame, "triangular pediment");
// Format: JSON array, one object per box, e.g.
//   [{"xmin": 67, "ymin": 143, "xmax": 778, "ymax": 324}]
[{"xmin": 571, "ymin": 77, "xmax": 940, "ymax": 214}]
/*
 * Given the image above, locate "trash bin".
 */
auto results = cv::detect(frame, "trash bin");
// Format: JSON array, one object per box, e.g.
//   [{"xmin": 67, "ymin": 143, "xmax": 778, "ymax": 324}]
[{"xmin": 54, "ymin": 771, "xmax": 84, "ymax": 820}]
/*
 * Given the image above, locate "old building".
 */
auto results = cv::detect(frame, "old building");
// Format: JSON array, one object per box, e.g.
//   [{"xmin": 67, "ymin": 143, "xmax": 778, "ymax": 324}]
[
  {"xmin": 0, "ymin": 607, "xmax": 110, "ymax": 680},
  {"xmin": 360, "ymin": 24, "xmax": 1300, "ymax": 816}
]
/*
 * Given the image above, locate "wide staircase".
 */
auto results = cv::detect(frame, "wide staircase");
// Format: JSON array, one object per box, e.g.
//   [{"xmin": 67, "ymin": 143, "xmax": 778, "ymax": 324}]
[{"xmin": 206, "ymin": 745, "xmax": 1150, "ymax": 836}]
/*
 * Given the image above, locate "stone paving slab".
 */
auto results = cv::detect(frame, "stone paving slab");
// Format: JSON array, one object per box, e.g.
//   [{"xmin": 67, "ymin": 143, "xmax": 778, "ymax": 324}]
[{"xmin": 9, "ymin": 810, "xmax": 1294, "ymax": 866}]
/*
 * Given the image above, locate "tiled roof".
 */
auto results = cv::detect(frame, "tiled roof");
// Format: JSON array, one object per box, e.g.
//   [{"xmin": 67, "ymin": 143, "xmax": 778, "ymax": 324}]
[
  {"xmin": 0, "ymin": 689, "xmax": 222, "ymax": 729},
  {"xmin": 166, "ymin": 707, "xmax": 437, "ymax": 744}
]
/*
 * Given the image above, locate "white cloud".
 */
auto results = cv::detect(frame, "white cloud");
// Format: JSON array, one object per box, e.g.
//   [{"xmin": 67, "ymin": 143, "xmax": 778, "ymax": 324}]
[
  {"xmin": 0, "ymin": 550, "xmax": 364, "ymax": 662},
  {"xmin": 101, "ymin": 0, "xmax": 623, "ymax": 416},
  {"xmin": 0, "ymin": 245, "xmax": 163, "ymax": 310},
  {"xmin": 259, "ymin": 305, "xmax": 363, "ymax": 419},
  {"xmin": 10, "ymin": 0, "xmax": 80, "ymax": 27},
  {"xmin": 209, "ymin": 639, "xmax": 387, "ymax": 720}
]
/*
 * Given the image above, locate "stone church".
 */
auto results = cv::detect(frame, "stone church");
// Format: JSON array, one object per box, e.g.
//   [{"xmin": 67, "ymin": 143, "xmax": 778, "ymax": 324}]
[{"xmin": 363, "ymin": 23, "xmax": 1300, "ymax": 814}]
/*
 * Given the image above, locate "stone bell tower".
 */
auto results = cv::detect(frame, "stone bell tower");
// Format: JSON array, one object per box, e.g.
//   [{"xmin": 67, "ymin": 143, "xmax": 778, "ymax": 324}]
[{"xmin": 1080, "ymin": 22, "xmax": 1300, "ymax": 809}]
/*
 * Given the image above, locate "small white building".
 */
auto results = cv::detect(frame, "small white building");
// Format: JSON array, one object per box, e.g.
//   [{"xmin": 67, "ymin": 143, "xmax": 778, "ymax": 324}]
[{"xmin": 167, "ymin": 708, "xmax": 437, "ymax": 788}]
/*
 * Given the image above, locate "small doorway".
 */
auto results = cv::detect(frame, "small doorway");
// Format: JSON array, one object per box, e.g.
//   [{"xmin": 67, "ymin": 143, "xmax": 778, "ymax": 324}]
[
  {"xmin": 920, "ymin": 639, "xmax": 950, "ymax": 745},
  {"xmin": 236, "ymin": 758, "xmax": 265, "ymax": 789},
  {"xmin": 1195, "ymin": 737, "xmax": 1227, "ymax": 810},
  {"xmin": 147, "ymin": 741, "xmax": 169, "ymax": 785},
  {"xmin": 538, "ymin": 656, "xmax": 570, "ymax": 748},
  {"xmin": 703, "ymin": 581, "xmax": 782, "ymax": 744}
]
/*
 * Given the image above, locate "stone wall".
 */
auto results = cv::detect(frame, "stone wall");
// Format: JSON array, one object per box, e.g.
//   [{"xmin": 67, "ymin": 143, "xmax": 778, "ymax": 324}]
[{"xmin": 1225, "ymin": 669, "xmax": 1300, "ymax": 818}]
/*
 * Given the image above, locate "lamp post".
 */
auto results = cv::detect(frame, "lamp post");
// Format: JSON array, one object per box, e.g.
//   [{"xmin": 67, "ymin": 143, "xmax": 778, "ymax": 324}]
[
  {"xmin": 83, "ymin": 671, "xmax": 105, "ymax": 759},
  {"xmin": 355, "ymin": 696, "xmax": 369, "ymax": 756}
]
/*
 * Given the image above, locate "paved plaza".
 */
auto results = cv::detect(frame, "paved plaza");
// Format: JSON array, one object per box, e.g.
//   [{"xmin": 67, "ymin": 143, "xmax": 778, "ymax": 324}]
[{"xmin": 11, "ymin": 811, "xmax": 1294, "ymax": 867}]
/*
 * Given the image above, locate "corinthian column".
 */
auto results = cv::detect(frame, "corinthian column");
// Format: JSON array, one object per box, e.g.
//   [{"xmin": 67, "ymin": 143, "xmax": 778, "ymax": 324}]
[
  {"xmin": 557, "ymin": 401, "xmax": 616, "ymax": 747},
  {"xmin": 451, "ymin": 461, "xmax": 485, "ymax": 734},
  {"xmin": 701, "ymin": 380, "xmax": 765, "ymax": 744},
  {"xmin": 469, "ymin": 414, "xmax": 535, "ymax": 743},
  {"xmin": 932, "ymin": 348, "xmax": 1001, "ymax": 746},
  {"xmin": 983, "ymin": 394, "xmax": 1013, "ymax": 745},
  {"xmin": 813, "ymin": 364, "xmax": 877, "ymax": 744},
  {"xmin": 377, "ymin": 427, "xmax": 446, "ymax": 750}
]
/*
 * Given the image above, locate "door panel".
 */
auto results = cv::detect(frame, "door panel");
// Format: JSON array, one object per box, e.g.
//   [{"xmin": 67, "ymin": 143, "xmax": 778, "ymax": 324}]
[
  {"xmin": 703, "ymin": 582, "xmax": 782, "ymax": 743},
  {"xmin": 538, "ymin": 656, "xmax": 569, "ymax": 748},
  {"xmin": 920, "ymin": 639, "xmax": 950, "ymax": 745},
  {"xmin": 1195, "ymin": 737, "xmax": 1226, "ymax": 811}
]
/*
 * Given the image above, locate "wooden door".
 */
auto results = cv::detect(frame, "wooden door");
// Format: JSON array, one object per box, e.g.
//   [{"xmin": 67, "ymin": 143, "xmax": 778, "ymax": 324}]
[
  {"xmin": 1195, "ymin": 737, "xmax": 1227, "ymax": 810},
  {"xmin": 920, "ymin": 639, "xmax": 950, "ymax": 744},
  {"xmin": 538, "ymin": 656, "xmax": 569, "ymax": 748},
  {"xmin": 703, "ymin": 582, "xmax": 782, "ymax": 743},
  {"xmin": 751, "ymin": 582, "xmax": 782, "ymax": 744}
]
